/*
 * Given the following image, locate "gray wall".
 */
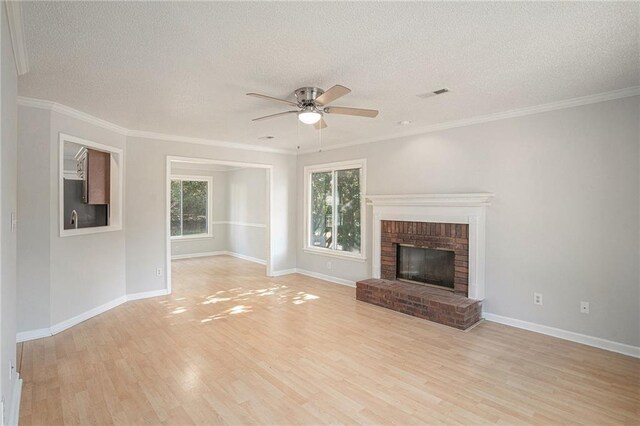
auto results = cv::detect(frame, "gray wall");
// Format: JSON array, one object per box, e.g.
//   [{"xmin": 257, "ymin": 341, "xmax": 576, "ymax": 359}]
[
  {"xmin": 16, "ymin": 106, "xmax": 127, "ymax": 330},
  {"xmin": 125, "ymin": 136, "xmax": 296, "ymax": 295},
  {"xmin": 227, "ymin": 167, "xmax": 267, "ymax": 261},
  {"xmin": 1, "ymin": 4, "xmax": 18, "ymax": 420},
  {"xmin": 170, "ymin": 165, "xmax": 268, "ymax": 261},
  {"xmin": 297, "ymin": 96, "xmax": 640, "ymax": 347},
  {"xmin": 17, "ymin": 106, "xmax": 50, "ymax": 331},
  {"xmin": 170, "ymin": 166, "xmax": 228, "ymax": 257},
  {"xmin": 48, "ymin": 111, "xmax": 127, "ymax": 325}
]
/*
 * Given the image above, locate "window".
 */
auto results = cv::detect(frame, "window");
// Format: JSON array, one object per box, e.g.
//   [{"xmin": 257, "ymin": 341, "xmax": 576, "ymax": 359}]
[
  {"xmin": 170, "ymin": 176, "xmax": 212, "ymax": 239},
  {"xmin": 59, "ymin": 133, "xmax": 123, "ymax": 237},
  {"xmin": 305, "ymin": 160, "xmax": 366, "ymax": 260}
]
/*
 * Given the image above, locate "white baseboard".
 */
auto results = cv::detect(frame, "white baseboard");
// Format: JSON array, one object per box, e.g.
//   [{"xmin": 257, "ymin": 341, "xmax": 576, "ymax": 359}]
[
  {"xmin": 50, "ymin": 296, "xmax": 127, "ymax": 335},
  {"xmin": 7, "ymin": 373, "xmax": 22, "ymax": 426},
  {"xmin": 16, "ymin": 327, "xmax": 52, "ymax": 343},
  {"xmin": 270, "ymin": 268, "xmax": 297, "ymax": 277},
  {"xmin": 171, "ymin": 250, "xmax": 226, "ymax": 260},
  {"xmin": 126, "ymin": 288, "xmax": 170, "ymax": 301},
  {"xmin": 171, "ymin": 250, "xmax": 266, "ymax": 266},
  {"xmin": 17, "ymin": 290, "xmax": 170, "ymax": 343},
  {"xmin": 225, "ymin": 251, "xmax": 267, "ymax": 265},
  {"xmin": 293, "ymin": 268, "xmax": 356, "ymax": 288},
  {"xmin": 483, "ymin": 312, "xmax": 640, "ymax": 359}
]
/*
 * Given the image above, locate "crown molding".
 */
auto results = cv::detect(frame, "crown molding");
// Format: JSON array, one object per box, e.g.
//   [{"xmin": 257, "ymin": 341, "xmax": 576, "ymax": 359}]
[
  {"xmin": 18, "ymin": 85, "xmax": 638, "ymax": 157},
  {"xmin": 5, "ymin": 1, "xmax": 29, "ymax": 75},
  {"xmin": 128, "ymin": 130, "xmax": 296, "ymax": 155},
  {"xmin": 16, "ymin": 96, "xmax": 297, "ymax": 155},
  {"xmin": 298, "ymin": 86, "xmax": 640, "ymax": 155},
  {"xmin": 17, "ymin": 96, "xmax": 129, "ymax": 135}
]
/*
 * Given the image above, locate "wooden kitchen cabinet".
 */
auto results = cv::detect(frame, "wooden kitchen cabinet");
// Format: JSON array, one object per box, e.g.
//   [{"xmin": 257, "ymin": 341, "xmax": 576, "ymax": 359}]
[{"xmin": 85, "ymin": 149, "xmax": 110, "ymax": 205}]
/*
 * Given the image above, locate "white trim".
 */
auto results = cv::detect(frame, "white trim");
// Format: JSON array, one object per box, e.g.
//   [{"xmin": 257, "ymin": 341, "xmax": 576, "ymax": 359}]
[
  {"xmin": 166, "ymin": 156, "xmax": 275, "ymax": 291},
  {"xmin": 368, "ymin": 193, "xmax": 493, "ymax": 300},
  {"xmin": 16, "ymin": 328, "xmax": 51, "ymax": 343},
  {"xmin": 483, "ymin": 313, "xmax": 640, "ymax": 359},
  {"xmin": 18, "ymin": 97, "xmax": 129, "ymax": 135},
  {"xmin": 303, "ymin": 159, "xmax": 367, "ymax": 261},
  {"xmin": 4, "ymin": 1, "xmax": 29, "ymax": 75},
  {"xmin": 302, "ymin": 247, "xmax": 367, "ymax": 262},
  {"xmin": 294, "ymin": 268, "xmax": 356, "ymax": 288},
  {"xmin": 223, "ymin": 221, "xmax": 266, "ymax": 228},
  {"xmin": 297, "ymin": 87, "xmax": 640, "ymax": 154},
  {"xmin": 126, "ymin": 289, "xmax": 170, "ymax": 301},
  {"xmin": 50, "ymin": 296, "xmax": 127, "ymax": 335},
  {"xmin": 58, "ymin": 133, "xmax": 124, "ymax": 237},
  {"xmin": 225, "ymin": 251, "xmax": 267, "ymax": 266},
  {"xmin": 16, "ymin": 290, "xmax": 171, "ymax": 342},
  {"xmin": 270, "ymin": 268, "xmax": 297, "ymax": 277},
  {"xmin": 7, "ymin": 374, "xmax": 22, "ymax": 426},
  {"xmin": 171, "ymin": 250, "xmax": 227, "ymax": 260},
  {"xmin": 129, "ymin": 130, "xmax": 296, "ymax": 155},
  {"xmin": 367, "ymin": 193, "xmax": 495, "ymax": 207},
  {"xmin": 169, "ymin": 174, "xmax": 214, "ymax": 239},
  {"xmin": 17, "ymin": 88, "xmax": 638, "ymax": 156}
]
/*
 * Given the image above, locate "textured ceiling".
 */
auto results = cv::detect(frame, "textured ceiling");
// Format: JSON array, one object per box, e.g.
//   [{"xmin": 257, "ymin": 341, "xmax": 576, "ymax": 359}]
[{"xmin": 19, "ymin": 2, "xmax": 639, "ymax": 151}]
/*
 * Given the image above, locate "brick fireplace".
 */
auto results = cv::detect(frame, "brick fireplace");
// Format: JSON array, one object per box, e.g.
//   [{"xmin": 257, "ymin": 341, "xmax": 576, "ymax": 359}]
[
  {"xmin": 356, "ymin": 193, "xmax": 493, "ymax": 330},
  {"xmin": 380, "ymin": 220, "xmax": 469, "ymax": 295}
]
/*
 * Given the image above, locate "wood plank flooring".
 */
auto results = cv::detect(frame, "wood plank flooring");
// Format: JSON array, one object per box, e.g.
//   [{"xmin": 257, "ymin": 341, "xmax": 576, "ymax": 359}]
[{"xmin": 19, "ymin": 256, "xmax": 640, "ymax": 424}]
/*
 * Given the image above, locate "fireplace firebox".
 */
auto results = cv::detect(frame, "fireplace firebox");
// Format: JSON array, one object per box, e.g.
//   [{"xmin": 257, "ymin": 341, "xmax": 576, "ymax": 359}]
[{"xmin": 396, "ymin": 245, "xmax": 455, "ymax": 289}]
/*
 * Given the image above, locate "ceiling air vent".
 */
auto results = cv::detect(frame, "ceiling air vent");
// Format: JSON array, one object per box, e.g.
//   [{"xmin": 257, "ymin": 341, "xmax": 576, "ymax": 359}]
[{"xmin": 417, "ymin": 88, "xmax": 450, "ymax": 99}]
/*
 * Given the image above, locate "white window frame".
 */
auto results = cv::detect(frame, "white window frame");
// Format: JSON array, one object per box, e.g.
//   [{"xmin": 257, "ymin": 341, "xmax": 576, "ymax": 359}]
[
  {"xmin": 170, "ymin": 175, "xmax": 213, "ymax": 240},
  {"xmin": 59, "ymin": 133, "xmax": 123, "ymax": 237},
  {"xmin": 303, "ymin": 159, "xmax": 366, "ymax": 262}
]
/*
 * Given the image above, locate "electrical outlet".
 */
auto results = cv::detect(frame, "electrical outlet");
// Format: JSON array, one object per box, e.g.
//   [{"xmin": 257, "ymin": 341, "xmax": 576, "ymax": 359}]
[
  {"xmin": 326, "ymin": 261, "xmax": 332, "ymax": 270},
  {"xmin": 8, "ymin": 361, "xmax": 13, "ymax": 380},
  {"xmin": 534, "ymin": 292, "xmax": 543, "ymax": 306},
  {"xmin": 580, "ymin": 301, "xmax": 590, "ymax": 314},
  {"xmin": 156, "ymin": 268, "xmax": 162, "ymax": 277}
]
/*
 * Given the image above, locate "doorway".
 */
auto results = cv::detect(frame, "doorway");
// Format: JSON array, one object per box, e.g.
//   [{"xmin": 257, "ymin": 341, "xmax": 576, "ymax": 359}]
[{"xmin": 165, "ymin": 156, "xmax": 273, "ymax": 293}]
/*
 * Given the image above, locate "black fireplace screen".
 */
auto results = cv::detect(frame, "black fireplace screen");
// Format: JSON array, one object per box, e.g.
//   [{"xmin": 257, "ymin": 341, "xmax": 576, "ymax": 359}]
[{"xmin": 396, "ymin": 245, "xmax": 455, "ymax": 289}]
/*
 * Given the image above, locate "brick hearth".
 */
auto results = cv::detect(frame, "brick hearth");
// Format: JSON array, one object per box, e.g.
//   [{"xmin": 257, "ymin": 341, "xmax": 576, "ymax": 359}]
[{"xmin": 356, "ymin": 279, "xmax": 482, "ymax": 330}]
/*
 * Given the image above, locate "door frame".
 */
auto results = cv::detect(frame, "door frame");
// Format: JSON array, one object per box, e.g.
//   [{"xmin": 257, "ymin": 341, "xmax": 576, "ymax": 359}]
[{"xmin": 165, "ymin": 155, "xmax": 274, "ymax": 294}]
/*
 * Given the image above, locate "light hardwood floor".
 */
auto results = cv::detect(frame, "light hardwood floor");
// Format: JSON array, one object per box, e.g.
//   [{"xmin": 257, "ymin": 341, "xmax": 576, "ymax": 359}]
[{"xmin": 19, "ymin": 256, "xmax": 639, "ymax": 425}]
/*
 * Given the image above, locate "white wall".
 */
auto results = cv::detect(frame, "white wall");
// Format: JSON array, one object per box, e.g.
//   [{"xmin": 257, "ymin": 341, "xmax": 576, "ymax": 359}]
[
  {"xmin": 1, "ymin": 4, "xmax": 18, "ymax": 422},
  {"xmin": 226, "ymin": 167, "xmax": 267, "ymax": 261},
  {"xmin": 170, "ymin": 166, "xmax": 228, "ymax": 257},
  {"xmin": 125, "ymin": 136, "xmax": 296, "ymax": 295},
  {"xmin": 297, "ymin": 96, "xmax": 640, "ymax": 347}
]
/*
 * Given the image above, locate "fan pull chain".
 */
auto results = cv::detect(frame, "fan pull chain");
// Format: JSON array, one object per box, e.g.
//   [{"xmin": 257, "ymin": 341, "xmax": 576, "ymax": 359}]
[{"xmin": 318, "ymin": 123, "xmax": 322, "ymax": 152}]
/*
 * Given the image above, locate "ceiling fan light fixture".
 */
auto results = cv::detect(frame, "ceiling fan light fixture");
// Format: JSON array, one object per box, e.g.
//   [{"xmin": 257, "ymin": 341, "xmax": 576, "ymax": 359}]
[{"xmin": 298, "ymin": 111, "xmax": 322, "ymax": 125}]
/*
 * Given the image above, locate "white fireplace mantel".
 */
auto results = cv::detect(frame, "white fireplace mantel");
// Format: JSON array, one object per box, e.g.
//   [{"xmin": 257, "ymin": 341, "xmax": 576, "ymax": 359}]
[{"xmin": 367, "ymin": 193, "xmax": 494, "ymax": 300}]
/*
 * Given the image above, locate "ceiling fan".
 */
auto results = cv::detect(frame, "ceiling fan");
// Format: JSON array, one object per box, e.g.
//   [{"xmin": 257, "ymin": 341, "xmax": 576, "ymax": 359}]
[{"xmin": 246, "ymin": 85, "xmax": 379, "ymax": 129}]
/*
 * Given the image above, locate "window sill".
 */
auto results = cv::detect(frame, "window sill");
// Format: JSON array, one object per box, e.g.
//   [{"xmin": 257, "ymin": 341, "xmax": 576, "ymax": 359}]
[
  {"xmin": 171, "ymin": 234, "xmax": 214, "ymax": 241},
  {"xmin": 303, "ymin": 247, "xmax": 366, "ymax": 262},
  {"xmin": 60, "ymin": 225, "xmax": 122, "ymax": 238}
]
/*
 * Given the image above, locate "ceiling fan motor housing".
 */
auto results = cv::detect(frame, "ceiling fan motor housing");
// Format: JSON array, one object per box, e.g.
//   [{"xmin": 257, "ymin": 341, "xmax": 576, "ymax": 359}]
[{"xmin": 295, "ymin": 87, "xmax": 324, "ymax": 106}]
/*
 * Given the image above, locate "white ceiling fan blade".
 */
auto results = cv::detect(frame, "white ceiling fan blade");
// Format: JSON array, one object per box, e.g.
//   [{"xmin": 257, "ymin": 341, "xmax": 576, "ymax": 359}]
[
  {"xmin": 252, "ymin": 111, "xmax": 298, "ymax": 121},
  {"xmin": 246, "ymin": 92, "xmax": 299, "ymax": 107},
  {"xmin": 314, "ymin": 118, "xmax": 328, "ymax": 130},
  {"xmin": 324, "ymin": 106, "xmax": 379, "ymax": 118},
  {"xmin": 315, "ymin": 85, "xmax": 351, "ymax": 106}
]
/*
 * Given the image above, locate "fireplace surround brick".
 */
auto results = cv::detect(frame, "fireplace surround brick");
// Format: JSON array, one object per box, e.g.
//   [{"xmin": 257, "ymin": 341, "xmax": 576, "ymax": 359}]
[
  {"xmin": 355, "ymin": 219, "xmax": 482, "ymax": 330},
  {"xmin": 380, "ymin": 220, "xmax": 470, "ymax": 295}
]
